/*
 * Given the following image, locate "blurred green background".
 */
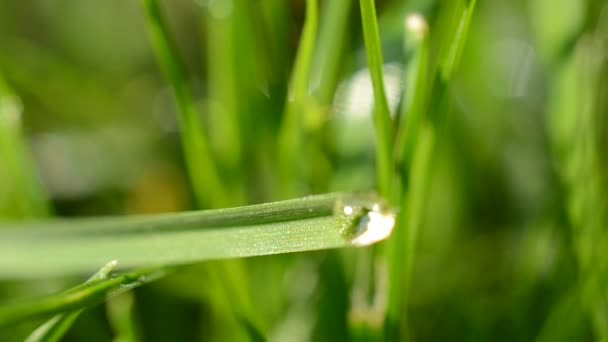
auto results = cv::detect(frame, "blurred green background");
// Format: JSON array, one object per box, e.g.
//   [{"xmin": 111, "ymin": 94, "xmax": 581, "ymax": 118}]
[{"xmin": 1, "ymin": 0, "xmax": 607, "ymax": 340}]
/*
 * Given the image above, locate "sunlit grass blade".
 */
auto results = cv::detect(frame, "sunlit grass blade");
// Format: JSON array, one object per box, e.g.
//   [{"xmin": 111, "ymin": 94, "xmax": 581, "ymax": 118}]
[
  {"xmin": 311, "ymin": 0, "xmax": 353, "ymax": 107},
  {"xmin": 385, "ymin": 1, "xmax": 476, "ymax": 338},
  {"xmin": 358, "ymin": 0, "xmax": 393, "ymax": 198},
  {"xmin": 394, "ymin": 14, "xmax": 429, "ymax": 177},
  {"xmin": 140, "ymin": 0, "xmax": 228, "ymax": 208},
  {"xmin": 439, "ymin": 0, "xmax": 476, "ymax": 82},
  {"xmin": 385, "ymin": 14, "xmax": 430, "ymax": 340},
  {"xmin": 0, "ymin": 193, "xmax": 395, "ymax": 278},
  {"xmin": 0, "ymin": 75, "xmax": 51, "ymax": 218},
  {"xmin": 24, "ymin": 261, "xmax": 117, "ymax": 342},
  {"xmin": 276, "ymin": 0, "xmax": 318, "ymax": 198},
  {"xmin": 1, "ymin": 265, "xmax": 167, "ymax": 328}
]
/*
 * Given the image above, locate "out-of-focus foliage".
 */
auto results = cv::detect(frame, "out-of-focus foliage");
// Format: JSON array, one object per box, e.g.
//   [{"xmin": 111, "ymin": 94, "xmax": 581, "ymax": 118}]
[{"xmin": 0, "ymin": 0, "xmax": 607, "ymax": 340}]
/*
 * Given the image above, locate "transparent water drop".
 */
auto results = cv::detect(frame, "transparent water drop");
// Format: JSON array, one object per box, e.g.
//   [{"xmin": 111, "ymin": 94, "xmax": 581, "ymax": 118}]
[{"xmin": 335, "ymin": 195, "xmax": 396, "ymax": 246}]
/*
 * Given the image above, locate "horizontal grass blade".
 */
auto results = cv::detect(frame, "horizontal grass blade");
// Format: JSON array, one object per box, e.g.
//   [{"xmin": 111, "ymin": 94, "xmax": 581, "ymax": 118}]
[{"xmin": 0, "ymin": 193, "xmax": 395, "ymax": 278}]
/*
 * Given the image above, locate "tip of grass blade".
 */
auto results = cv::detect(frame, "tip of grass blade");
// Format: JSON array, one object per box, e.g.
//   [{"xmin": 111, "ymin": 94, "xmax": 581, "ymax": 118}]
[
  {"xmin": 405, "ymin": 13, "xmax": 428, "ymax": 39},
  {"xmin": 24, "ymin": 260, "xmax": 121, "ymax": 342}
]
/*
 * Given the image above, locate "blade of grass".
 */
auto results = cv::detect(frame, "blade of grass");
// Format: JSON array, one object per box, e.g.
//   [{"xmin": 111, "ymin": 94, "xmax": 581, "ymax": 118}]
[
  {"xmin": 311, "ymin": 0, "xmax": 354, "ymax": 108},
  {"xmin": 276, "ymin": 0, "xmax": 319, "ymax": 198},
  {"xmin": 393, "ymin": 14, "xmax": 429, "ymax": 177},
  {"xmin": 439, "ymin": 0, "xmax": 476, "ymax": 82},
  {"xmin": 385, "ymin": 14, "xmax": 430, "ymax": 341},
  {"xmin": 359, "ymin": 0, "xmax": 393, "ymax": 198},
  {"xmin": 140, "ymin": 0, "xmax": 228, "ymax": 208},
  {"xmin": 0, "ymin": 75, "xmax": 51, "ymax": 218},
  {"xmin": 24, "ymin": 261, "xmax": 118, "ymax": 342},
  {"xmin": 0, "ymin": 266, "xmax": 167, "ymax": 328},
  {"xmin": 0, "ymin": 193, "xmax": 395, "ymax": 278},
  {"xmin": 348, "ymin": 2, "xmax": 394, "ymax": 339},
  {"xmin": 303, "ymin": 0, "xmax": 354, "ymax": 193},
  {"xmin": 204, "ymin": 3, "xmax": 243, "ymax": 196},
  {"xmin": 385, "ymin": 1, "xmax": 476, "ymax": 338}
]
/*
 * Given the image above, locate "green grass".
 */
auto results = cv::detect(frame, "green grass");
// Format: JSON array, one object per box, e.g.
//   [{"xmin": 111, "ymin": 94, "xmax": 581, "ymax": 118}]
[
  {"xmin": 0, "ymin": 0, "xmax": 607, "ymax": 340},
  {"xmin": 0, "ymin": 193, "xmax": 394, "ymax": 277}
]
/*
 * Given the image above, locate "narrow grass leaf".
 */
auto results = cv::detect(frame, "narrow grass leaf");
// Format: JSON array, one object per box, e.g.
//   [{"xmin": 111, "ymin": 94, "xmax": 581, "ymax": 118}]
[
  {"xmin": 0, "ymin": 193, "xmax": 395, "ymax": 278},
  {"xmin": 394, "ymin": 13, "xmax": 430, "ymax": 182},
  {"xmin": 439, "ymin": 0, "xmax": 476, "ymax": 82},
  {"xmin": 277, "ymin": 0, "xmax": 319, "ymax": 198},
  {"xmin": 140, "ymin": 0, "xmax": 228, "ymax": 208},
  {"xmin": 24, "ymin": 261, "xmax": 118, "ymax": 342},
  {"xmin": 358, "ymin": 0, "xmax": 393, "ymax": 198},
  {"xmin": 1, "ymin": 264, "xmax": 166, "ymax": 329},
  {"xmin": 385, "ymin": 15, "xmax": 430, "ymax": 339},
  {"xmin": 0, "ymin": 76, "xmax": 50, "ymax": 218}
]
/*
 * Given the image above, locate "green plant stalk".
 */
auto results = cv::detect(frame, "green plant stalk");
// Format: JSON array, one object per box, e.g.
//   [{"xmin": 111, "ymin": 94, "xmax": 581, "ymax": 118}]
[
  {"xmin": 359, "ymin": 0, "xmax": 393, "ymax": 198},
  {"xmin": 204, "ymin": 5, "xmax": 243, "ymax": 186},
  {"xmin": 439, "ymin": 0, "xmax": 476, "ymax": 82},
  {"xmin": 311, "ymin": 0, "xmax": 353, "ymax": 108},
  {"xmin": 394, "ymin": 15, "xmax": 429, "ymax": 176},
  {"xmin": 24, "ymin": 261, "xmax": 118, "ymax": 342},
  {"xmin": 387, "ymin": 125, "xmax": 433, "ymax": 340},
  {"xmin": 140, "ymin": 0, "xmax": 228, "ymax": 208},
  {"xmin": 277, "ymin": 0, "xmax": 318, "ymax": 198},
  {"xmin": 0, "ymin": 75, "xmax": 50, "ymax": 218},
  {"xmin": 299, "ymin": 0, "xmax": 353, "ymax": 194},
  {"xmin": 0, "ymin": 267, "xmax": 167, "ymax": 328},
  {"xmin": 0, "ymin": 193, "xmax": 395, "ymax": 278},
  {"xmin": 385, "ymin": 15, "xmax": 430, "ymax": 340}
]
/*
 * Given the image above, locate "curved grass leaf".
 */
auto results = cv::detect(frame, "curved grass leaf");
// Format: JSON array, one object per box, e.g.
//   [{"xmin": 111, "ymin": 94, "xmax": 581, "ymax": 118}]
[
  {"xmin": 24, "ymin": 261, "xmax": 118, "ymax": 342},
  {"xmin": 1, "ymin": 265, "xmax": 167, "ymax": 328}
]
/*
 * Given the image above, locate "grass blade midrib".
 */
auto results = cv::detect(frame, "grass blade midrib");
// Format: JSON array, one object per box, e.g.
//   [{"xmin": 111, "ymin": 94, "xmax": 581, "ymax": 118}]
[{"xmin": 0, "ymin": 193, "xmax": 344, "ymax": 234}]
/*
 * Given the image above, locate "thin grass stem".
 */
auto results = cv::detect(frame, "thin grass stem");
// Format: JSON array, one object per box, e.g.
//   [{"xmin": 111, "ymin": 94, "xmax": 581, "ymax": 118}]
[
  {"xmin": 276, "ymin": 0, "xmax": 319, "ymax": 198},
  {"xmin": 359, "ymin": 0, "xmax": 393, "ymax": 198},
  {"xmin": 140, "ymin": 0, "xmax": 228, "ymax": 208}
]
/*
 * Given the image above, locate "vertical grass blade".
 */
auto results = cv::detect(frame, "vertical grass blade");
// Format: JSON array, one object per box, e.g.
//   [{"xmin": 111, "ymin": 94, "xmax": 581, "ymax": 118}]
[
  {"xmin": 394, "ymin": 14, "xmax": 429, "ymax": 176},
  {"xmin": 277, "ymin": 0, "xmax": 319, "ymax": 198},
  {"xmin": 359, "ymin": 0, "xmax": 393, "ymax": 198},
  {"xmin": 385, "ymin": 13, "xmax": 430, "ymax": 341},
  {"xmin": 0, "ymin": 75, "xmax": 50, "ymax": 218},
  {"xmin": 439, "ymin": 0, "xmax": 476, "ymax": 82},
  {"xmin": 311, "ymin": 0, "xmax": 353, "ymax": 107},
  {"xmin": 140, "ymin": 0, "xmax": 228, "ymax": 208},
  {"xmin": 204, "ymin": 3, "xmax": 243, "ymax": 192},
  {"xmin": 385, "ymin": 1, "xmax": 476, "ymax": 338}
]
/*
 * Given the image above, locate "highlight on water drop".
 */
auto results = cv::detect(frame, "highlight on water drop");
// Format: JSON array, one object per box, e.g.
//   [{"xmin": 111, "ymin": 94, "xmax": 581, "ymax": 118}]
[{"xmin": 335, "ymin": 194, "xmax": 396, "ymax": 247}]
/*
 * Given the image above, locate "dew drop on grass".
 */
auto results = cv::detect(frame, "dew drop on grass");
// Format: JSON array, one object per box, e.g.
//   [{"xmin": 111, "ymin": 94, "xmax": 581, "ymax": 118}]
[{"xmin": 335, "ymin": 195, "xmax": 396, "ymax": 246}]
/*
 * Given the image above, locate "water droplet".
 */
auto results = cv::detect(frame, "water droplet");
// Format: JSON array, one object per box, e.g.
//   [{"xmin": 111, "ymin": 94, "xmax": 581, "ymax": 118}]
[{"xmin": 335, "ymin": 195, "xmax": 396, "ymax": 246}]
